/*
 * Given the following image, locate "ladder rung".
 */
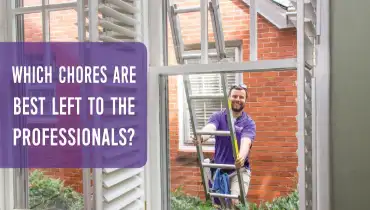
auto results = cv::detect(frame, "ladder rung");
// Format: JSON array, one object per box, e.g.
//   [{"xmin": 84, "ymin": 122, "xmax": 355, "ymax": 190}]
[
  {"xmin": 183, "ymin": 52, "xmax": 218, "ymax": 59},
  {"xmin": 196, "ymin": 130, "xmax": 230, "ymax": 136},
  {"xmin": 189, "ymin": 94, "xmax": 224, "ymax": 99},
  {"xmin": 202, "ymin": 162, "xmax": 236, "ymax": 170},
  {"xmin": 209, "ymin": 192, "xmax": 239, "ymax": 199},
  {"xmin": 174, "ymin": 6, "xmax": 200, "ymax": 14}
]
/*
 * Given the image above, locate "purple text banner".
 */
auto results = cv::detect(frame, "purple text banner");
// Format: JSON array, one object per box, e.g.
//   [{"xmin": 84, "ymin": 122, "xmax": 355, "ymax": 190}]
[{"xmin": 0, "ymin": 42, "xmax": 147, "ymax": 168}]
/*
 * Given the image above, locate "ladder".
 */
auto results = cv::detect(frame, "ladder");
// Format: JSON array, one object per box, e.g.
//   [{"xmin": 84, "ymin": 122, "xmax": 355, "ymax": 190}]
[
  {"xmin": 168, "ymin": 0, "xmax": 226, "ymax": 63},
  {"xmin": 183, "ymin": 74, "xmax": 248, "ymax": 208},
  {"xmin": 167, "ymin": 0, "xmax": 248, "ymax": 208}
]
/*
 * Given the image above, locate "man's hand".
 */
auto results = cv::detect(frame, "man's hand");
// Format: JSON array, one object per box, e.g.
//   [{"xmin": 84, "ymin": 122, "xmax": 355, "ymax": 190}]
[
  {"xmin": 235, "ymin": 137, "xmax": 252, "ymax": 168},
  {"xmin": 235, "ymin": 155, "xmax": 245, "ymax": 169},
  {"xmin": 192, "ymin": 135, "xmax": 204, "ymax": 146}
]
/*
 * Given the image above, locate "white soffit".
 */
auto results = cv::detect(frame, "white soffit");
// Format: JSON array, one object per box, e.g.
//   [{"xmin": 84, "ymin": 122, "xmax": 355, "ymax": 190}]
[{"xmin": 242, "ymin": 0, "xmax": 294, "ymax": 29}]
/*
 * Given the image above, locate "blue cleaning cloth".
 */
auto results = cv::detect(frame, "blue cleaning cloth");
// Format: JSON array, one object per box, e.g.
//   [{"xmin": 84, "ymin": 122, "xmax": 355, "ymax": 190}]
[{"xmin": 212, "ymin": 168, "xmax": 230, "ymax": 194}]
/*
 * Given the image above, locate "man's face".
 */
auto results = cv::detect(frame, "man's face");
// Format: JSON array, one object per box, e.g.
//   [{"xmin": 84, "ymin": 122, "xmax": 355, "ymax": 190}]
[{"xmin": 229, "ymin": 89, "xmax": 247, "ymax": 112}]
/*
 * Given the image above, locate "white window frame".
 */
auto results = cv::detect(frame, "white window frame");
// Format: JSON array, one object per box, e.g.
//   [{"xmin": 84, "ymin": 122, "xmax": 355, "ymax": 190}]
[
  {"xmin": 8, "ymin": 1, "xmax": 73, "ymax": 124},
  {"xmin": 0, "ymin": 1, "xmax": 69, "ymax": 209},
  {"xmin": 147, "ymin": 0, "xmax": 331, "ymax": 209},
  {"xmin": 177, "ymin": 45, "xmax": 243, "ymax": 152}
]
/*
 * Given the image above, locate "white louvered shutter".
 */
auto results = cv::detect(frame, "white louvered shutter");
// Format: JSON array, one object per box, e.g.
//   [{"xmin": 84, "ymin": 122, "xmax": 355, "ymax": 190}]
[
  {"xmin": 85, "ymin": 0, "xmax": 145, "ymax": 209},
  {"xmin": 183, "ymin": 47, "xmax": 240, "ymax": 144}
]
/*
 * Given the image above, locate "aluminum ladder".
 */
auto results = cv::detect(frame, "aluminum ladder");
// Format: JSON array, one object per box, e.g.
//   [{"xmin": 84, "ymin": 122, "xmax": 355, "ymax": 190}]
[
  {"xmin": 168, "ymin": 0, "xmax": 226, "ymax": 63},
  {"xmin": 183, "ymin": 74, "xmax": 248, "ymax": 208},
  {"xmin": 167, "ymin": 0, "xmax": 248, "ymax": 208}
]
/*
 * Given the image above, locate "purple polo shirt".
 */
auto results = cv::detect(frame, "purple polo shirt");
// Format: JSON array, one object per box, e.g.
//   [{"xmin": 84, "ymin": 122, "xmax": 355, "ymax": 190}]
[{"xmin": 208, "ymin": 109, "xmax": 256, "ymax": 170}]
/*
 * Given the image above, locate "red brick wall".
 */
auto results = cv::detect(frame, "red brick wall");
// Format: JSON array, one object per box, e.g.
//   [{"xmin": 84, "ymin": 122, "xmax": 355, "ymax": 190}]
[{"xmin": 167, "ymin": 0, "xmax": 298, "ymax": 204}]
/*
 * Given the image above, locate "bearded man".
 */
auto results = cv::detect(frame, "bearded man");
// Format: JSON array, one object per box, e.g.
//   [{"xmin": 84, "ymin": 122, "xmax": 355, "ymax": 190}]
[{"xmin": 195, "ymin": 84, "xmax": 256, "ymax": 207}]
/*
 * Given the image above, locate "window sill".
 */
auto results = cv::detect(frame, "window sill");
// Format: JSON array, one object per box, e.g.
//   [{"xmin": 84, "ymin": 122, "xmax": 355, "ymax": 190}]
[{"xmin": 178, "ymin": 144, "xmax": 215, "ymax": 153}]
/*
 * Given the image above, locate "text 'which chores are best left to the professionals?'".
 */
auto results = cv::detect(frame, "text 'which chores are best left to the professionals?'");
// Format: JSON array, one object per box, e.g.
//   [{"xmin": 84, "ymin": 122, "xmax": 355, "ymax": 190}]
[{"xmin": 12, "ymin": 65, "xmax": 138, "ymax": 148}]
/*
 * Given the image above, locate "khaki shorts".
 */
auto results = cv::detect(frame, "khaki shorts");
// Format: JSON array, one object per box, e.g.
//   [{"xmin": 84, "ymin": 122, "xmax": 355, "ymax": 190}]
[{"xmin": 229, "ymin": 169, "xmax": 251, "ymax": 196}]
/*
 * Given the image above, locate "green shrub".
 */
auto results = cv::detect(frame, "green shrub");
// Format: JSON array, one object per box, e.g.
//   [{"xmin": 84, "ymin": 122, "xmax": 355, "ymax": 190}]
[
  {"xmin": 171, "ymin": 186, "xmax": 214, "ymax": 210},
  {"xmin": 29, "ymin": 170, "xmax": 298, "ymax": 210},
  {"xmin": 29, "ymin": 170, "xmax": 84, "ymax": 210},
  {"xmin": 258, "ymin": 190, "xmax": 299, "ymax": 210},
  {"xmin": 171, "ymin": 186, "xmax": 299, "ymax": 210},
  {"xmin": 237, "ymin": 189, "xmax": 299, "ymax": 210}
]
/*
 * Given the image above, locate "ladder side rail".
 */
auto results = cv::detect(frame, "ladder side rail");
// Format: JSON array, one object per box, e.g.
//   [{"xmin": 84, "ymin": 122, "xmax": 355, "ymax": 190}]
[
  {"xmin": 166, "ymin": 0, "xmax": 231, "ymax": 206},
  {"xmin": 209, "ymin": 2, "xmax": 222, "ymax": 60},
  {"xmin": 168, "ymin": 4, "xmax": 184, "ymax": 64},
  {"xmin": 182, "ymin": 75, "xmax": 211, "ymax": 201},
  {"xmin": 167, "ymin": 0, "xmax": 212, "ymax": 202},
  {"xmin": 220, "ymin": 73, "xmax": 247, "ymax": 207},
  {"xmin": 167, "ymin": 0, "xmax": 226, "ymax": 62},
  {"xmin": 209, "ymin": 0, "xmax": 226, "ymax": 59}
]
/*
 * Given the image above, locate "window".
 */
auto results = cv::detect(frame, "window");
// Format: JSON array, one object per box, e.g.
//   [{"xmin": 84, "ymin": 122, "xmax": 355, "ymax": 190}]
[
  {"xmin": 14, "ymin": 9, "xmax": 58, "ymax": 124},
  {"xmin": 178, "ymin": 45, "xmax": 242, "ymax": 151},
  {"xmin": 24, "ymin": 53, "xmax": 58, "ymax": 124}
]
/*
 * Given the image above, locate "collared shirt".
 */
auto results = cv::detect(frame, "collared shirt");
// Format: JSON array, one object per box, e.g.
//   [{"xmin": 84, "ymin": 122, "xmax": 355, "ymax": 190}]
[{"xmin": 208, "ymin": 109, "xmax": 256, "ymax": 170}]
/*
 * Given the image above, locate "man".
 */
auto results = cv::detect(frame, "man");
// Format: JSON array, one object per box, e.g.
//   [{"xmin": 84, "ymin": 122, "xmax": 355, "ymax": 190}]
[{"xmin": 194, "ymin": 84, "xmax": 256, "ymax": 207}]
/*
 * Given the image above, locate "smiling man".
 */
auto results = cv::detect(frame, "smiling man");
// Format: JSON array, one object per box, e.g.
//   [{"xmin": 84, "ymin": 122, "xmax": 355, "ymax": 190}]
[{"xmin": 194, "ymin": 83, "xmax": 256, "ymax": 207}]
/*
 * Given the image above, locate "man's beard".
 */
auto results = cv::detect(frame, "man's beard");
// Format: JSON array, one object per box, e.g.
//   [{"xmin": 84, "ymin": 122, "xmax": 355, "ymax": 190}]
[{"xmin": 231, "ymin": 102, "xmax": 244, "ymax": 112}]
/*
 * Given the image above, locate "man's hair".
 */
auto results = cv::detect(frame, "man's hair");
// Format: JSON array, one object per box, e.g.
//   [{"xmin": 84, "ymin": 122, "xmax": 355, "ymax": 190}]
[{"xmin": 228, "ymin": 85, "xmax": 248, "ymax": 100}]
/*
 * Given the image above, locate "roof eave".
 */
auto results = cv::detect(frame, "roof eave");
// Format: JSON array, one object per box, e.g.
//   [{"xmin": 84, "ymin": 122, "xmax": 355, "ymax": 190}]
[{"xmin": 242, "ymin": 0, "xmax": 295, "ymax": 29}]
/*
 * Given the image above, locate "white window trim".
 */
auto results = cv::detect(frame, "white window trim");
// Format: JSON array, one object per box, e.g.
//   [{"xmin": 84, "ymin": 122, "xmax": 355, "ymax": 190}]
[
  {"xmin": 147, "ymin": 0, "xmax": 331, "ymax": 209},
  {"xmin": 177, "ymin": 46, "xmax": 243, "ymax": 152}
]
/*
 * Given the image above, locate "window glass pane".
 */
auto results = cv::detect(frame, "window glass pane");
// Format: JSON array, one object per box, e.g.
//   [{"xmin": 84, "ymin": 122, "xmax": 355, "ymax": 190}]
[
  {"xmin": 18, "ymin": 13, "xmax": 43, "ymax": 41},
  {"xmin": 183, "ymin": 47, "xmax": 240, "ymax": 144},
  {"xmin": 21, "ymin": 0, "xmax": 41, "ymax": 7},
  {"xmin": 49, "ymin": 0, "xmax": 76, "ymax": 4},
  {"xmin": 50, "ymin": 9, "xmax": 78, "ymax": 41},
  {"xmin": 20, "ymin": 0, "xmax": 77, "ymax": 7}
]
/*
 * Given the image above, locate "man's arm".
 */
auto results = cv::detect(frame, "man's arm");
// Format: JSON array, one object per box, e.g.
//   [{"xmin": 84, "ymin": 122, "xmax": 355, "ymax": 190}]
[
  {"xmin": 235, "ymin": 120, "xmax": 256, "ymax": 167},
  {"xmin": 239, "ymin": 136, "xmax": 252, "ymax": 160},
  {"xmin": 196, "ymin": 112, "xmax": 220, "ymax": 143},
  {"xmin": 200, "ymin": 123, "xmax": 217, "ymax": 142}
]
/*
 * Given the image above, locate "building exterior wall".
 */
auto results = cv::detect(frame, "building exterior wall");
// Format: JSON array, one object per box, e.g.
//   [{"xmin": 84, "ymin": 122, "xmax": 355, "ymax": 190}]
[{"xmin": 22, "ymin": 0, "xmax": 298, "ymax": 204}]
